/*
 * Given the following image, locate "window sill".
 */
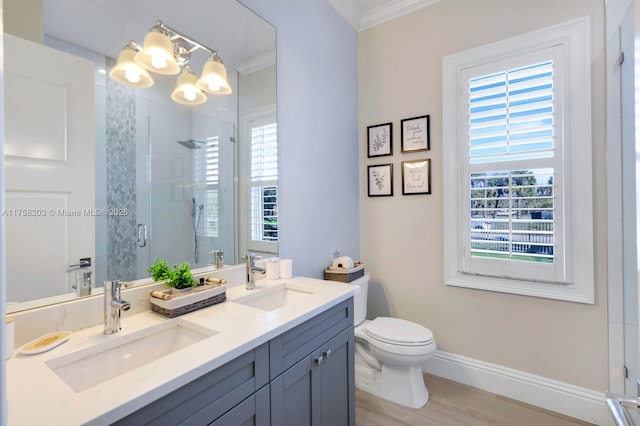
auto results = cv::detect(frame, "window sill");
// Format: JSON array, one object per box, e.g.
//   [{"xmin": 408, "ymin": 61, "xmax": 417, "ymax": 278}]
[{"xmin": 445, "ymin": 273, "xmax": 594, "ymax": 304}]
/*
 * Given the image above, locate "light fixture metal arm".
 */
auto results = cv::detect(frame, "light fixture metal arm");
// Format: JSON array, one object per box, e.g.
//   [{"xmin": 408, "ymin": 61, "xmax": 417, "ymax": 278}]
[{"xmin": 155, "ymin": 20, "xmax": 219, "ymax": 58}]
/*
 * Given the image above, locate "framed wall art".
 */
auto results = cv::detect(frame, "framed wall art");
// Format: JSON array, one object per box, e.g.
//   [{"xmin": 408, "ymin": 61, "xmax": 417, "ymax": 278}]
[
  {"xmin": 401, "ymin": 115, "xmax": 430, "ymax": 153},
  {"xmin": 368, "ymin": 163, "xmax": 393, "ymax": 197},
  {"xmin": 367, "ymin": 122, "xmax": 393, "ymax": 157},
  {"xmin": 402, "ymin": 159, "xmax": 431, "ymax": 195}
]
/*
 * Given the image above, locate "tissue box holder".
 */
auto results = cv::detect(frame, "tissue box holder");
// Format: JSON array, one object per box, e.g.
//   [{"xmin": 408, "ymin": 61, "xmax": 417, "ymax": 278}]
[
  {"xmin": 150, "ymin": 284, "xmax": 227, "ymax": 318},
  {"xmin": 324, "ymin": 264, "xmax": 364, "ymax": 283}
]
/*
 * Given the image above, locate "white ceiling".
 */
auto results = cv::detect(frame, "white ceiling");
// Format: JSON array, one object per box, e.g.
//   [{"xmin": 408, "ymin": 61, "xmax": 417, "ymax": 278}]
[
  {"xmin": 40, "ymin": 0, "xmax": 436, "ymax": 74},
  {"xmin": 41, "ymin": 0, "xmax": 275, "ymax": 73},
  {"xmin": 327, "ymin": 0, "xmax": 441, "ymax": 31}
]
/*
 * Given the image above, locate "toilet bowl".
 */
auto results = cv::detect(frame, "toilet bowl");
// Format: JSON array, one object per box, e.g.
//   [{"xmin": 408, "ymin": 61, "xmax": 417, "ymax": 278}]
[{"xmin": 350, "ymin": 274, "xmax": 436, "ymax": 409}]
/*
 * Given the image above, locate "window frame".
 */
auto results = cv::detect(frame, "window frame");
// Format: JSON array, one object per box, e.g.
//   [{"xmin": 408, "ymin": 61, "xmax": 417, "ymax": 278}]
[
  {"xmin": 239, "ymin": 105, "xmax": 278, "ymax": 256},
  {"xmin": 193, "ymin": 137, "xmax": 220, "ymax": 238},
  {"xmin": 442, "ymin": 16, "xmax": 594, "ymax": 304}
]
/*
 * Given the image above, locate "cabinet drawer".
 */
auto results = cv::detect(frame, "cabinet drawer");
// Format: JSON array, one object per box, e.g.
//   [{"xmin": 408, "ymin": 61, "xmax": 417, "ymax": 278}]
[
  {"xmin": 113, "ymin": 343, "xmax": 269, "ymax": 426},
  {"xmin": 208, "ymin": 385, "xmax": 270, "ymax": 426},
  {"xmin": 269, "ymin": 298, "xmax": 353, "ymax": 379}
]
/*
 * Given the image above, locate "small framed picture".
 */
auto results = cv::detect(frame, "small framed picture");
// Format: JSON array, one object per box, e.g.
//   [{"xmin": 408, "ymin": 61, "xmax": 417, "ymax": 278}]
[
  {"xmin": 402, "ymin": 159, "xmax": 431, "ymax": 195},
  {"xmin": 368, "ymin": 163, "xmax": 393, "ymax": 197},
  {"xmin": 401, "ymin": 115, "xmax": 430, "ymax": 153},
  {"xmin": 367, "ymin": 123, "xmax": 393, "ymax": 157}
]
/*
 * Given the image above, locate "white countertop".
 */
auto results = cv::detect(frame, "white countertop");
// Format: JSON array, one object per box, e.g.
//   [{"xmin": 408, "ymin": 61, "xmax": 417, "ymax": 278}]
[{"xmin": 6, "ymin": 276, "xmax": 355, "ymax": 426}]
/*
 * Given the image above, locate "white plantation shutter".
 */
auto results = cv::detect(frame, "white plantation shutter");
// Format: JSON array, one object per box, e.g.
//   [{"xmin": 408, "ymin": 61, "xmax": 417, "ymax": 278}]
[
  {"xmin": 250, "ymin": 121, "xmax": 278, "ymax": 245},
  {"xmin": 193, "ymin": 138, "xmax": 219, "ymax": 237},
  {"xmin": 468, "ymin": 61, "xmax": 555, "ymax": 164},
  {"xmin": 461, "ymin": 48, "xmax": 563, "ymax": 283},
  {"xmin": 465, "ymin": 55, "xmax": 560, "ymax": 275}
]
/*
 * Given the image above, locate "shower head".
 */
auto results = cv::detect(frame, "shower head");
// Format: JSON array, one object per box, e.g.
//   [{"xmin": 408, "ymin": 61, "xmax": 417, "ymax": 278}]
[{"xmin": 177, "ymin": 139, "xmax": 206, "ymax": 149}]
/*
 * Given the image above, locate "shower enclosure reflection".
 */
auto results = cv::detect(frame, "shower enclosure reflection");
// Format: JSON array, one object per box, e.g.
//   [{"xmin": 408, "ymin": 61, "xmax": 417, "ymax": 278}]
[{"xmin": 116, "ymin": 98, "xmax": 236, "ymax": 285}]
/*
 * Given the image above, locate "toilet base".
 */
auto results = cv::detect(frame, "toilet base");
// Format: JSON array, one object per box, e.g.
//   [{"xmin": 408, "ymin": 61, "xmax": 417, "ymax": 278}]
[{"xmin": 355, "ymin": 354, "xmax": 429, "ymax": 409}]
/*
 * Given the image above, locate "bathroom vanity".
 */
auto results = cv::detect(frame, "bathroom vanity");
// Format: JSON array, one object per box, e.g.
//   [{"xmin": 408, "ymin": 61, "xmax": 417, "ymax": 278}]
[{"xmin": 6, "ymin": 274, "xmax": 355, "ymax": 425}]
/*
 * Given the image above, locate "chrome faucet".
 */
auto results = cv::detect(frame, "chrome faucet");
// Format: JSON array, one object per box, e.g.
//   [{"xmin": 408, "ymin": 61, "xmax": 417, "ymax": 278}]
[
  {"xmin": 246, "ymin": 253, "xmax": 266, "ymax": 290},
  {"xmin": 103, "ymin": 280, "xmax": 131, "ymax": 335}
]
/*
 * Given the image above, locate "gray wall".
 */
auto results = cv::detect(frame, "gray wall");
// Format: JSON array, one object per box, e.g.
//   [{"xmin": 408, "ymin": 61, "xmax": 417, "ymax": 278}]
[{"xmin": 240, "ymin": 0, "xmax": 360, "ymax": 278}]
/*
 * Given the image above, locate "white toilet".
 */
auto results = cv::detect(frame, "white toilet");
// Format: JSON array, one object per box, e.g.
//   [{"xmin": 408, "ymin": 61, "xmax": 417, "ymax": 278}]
[{"xmin": 351, "ymin": 273, "xmax": 436, "ymax": 409}]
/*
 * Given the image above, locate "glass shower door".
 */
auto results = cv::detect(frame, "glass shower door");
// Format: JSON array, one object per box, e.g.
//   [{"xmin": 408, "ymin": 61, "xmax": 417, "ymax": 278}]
[{"xmin": 135, "ymin": 98, "xmax": 236, "ymax": 278}]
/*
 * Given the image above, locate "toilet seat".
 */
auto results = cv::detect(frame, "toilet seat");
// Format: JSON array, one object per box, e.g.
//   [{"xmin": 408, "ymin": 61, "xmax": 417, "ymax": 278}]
[{"xmin": 365, "ymin": 317, "xmax": 434, "ymax": 347}]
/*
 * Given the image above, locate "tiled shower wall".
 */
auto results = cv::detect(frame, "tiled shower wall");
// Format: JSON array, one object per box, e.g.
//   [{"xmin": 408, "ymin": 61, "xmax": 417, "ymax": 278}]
[{"xmin": 105, "ymin": 57, "xmax": 138, "ymax": 281}]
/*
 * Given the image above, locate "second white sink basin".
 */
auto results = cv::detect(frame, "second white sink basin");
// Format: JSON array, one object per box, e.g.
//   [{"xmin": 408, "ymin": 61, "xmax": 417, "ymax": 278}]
[
  {"xmin": 232, "ymin": 282, "xmax": 319, "ymax": 312},
  {"xmin": 46, "ymin": 319, "xmax": 217, "ymax": 393}
]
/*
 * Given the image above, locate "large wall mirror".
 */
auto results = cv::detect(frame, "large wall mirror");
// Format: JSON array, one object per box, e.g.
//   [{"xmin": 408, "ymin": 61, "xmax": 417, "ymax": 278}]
[{"xmin": 4, "ymin": 0, "xmax": 277, "ymax": 313}]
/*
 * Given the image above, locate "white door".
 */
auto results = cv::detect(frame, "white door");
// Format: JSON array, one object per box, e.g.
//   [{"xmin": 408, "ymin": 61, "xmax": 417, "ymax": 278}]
[{"xmin": 4, "ymin": 34, "xmax": 95, "ymax": 303}]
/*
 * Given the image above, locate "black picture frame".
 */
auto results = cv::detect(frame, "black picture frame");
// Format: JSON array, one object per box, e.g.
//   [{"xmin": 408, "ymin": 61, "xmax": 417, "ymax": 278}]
[
  {"xmin": 401, "ymin": 115, "xmax": 430, "ymax": 153},
  {"xmin": 368, "ymin": 163, "xmax": 394, "ymax": 197},
  {"xmin": 401, "ymin": 159, "xmax": 431, "ymax": 195},
  {"xmin": 367, "ymin": 123, "xmax": 393, "ymax": 157}
]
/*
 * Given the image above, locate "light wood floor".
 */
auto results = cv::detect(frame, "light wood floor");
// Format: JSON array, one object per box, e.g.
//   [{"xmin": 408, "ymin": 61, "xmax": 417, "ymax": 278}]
[{"xmin": 355, "ymin": 374, "xmax": 595, "ymax": 426}]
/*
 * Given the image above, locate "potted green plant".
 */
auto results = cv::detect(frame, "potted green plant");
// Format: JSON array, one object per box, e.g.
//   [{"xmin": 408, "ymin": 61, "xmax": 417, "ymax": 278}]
[
  {"xmin": 166, "ymin": 262, "xmax": 197, "ymax": 292},
  {"xmin": 147, "ymin": 258, "xmax": 171, "ymax": 281},
  {"xmin": 148, "ymin": 258, "xmax": 196, "ymax": 292}
]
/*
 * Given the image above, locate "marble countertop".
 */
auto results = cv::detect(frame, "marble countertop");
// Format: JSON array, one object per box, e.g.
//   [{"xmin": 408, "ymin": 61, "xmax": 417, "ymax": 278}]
[{"xmin": 6, "ymin": 276, "xmax": 355, "ymax": 426}]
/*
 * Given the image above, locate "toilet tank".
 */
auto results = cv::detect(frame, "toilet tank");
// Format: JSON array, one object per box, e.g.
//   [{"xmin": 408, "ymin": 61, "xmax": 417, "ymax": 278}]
[{"xmin": 350, "ymin": 273, "xmax": 369, "ymax": 326}]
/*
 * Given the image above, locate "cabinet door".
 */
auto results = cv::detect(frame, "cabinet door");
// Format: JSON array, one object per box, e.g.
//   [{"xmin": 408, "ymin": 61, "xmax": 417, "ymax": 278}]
[
  {"xmin": 270, "ymin": 354, "xmax": 316, "ymax": 426},
  {"xmin": 271, "ymin": 326, "xmax": 355, "ymax": 426},
  {"xmin": 316, "ymin": 327, "xmax": 355, "ymax": 426},
  {"xmin": 209, "ymin": 386, "xmax": 270, "ymax": 426}
]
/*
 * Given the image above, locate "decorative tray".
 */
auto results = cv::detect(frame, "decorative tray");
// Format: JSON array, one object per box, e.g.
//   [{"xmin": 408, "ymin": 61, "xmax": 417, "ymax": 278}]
[{"xmin": 150, "ymin": 283, "xmax": 227, "ymax": 318}]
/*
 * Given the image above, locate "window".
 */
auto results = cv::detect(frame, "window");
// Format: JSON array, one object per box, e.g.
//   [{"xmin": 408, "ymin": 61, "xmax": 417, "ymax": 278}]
[
  {"xmin": 443, "ymin": 17, "xmax": 594, "ymax": 303},
  {"xmin": 239, "ymin": 106, "xmax": 278, "ymax": 255},
  {"xmin": 193, "ymin": 137, "xmax": 220, "ymax": 238},
  {"xmin": 250, "ymin": 120, "xmax": 278, "ymax": 247}
]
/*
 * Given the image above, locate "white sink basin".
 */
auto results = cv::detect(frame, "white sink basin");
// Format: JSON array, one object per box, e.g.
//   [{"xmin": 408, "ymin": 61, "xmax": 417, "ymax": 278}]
[
  {"xmin": 46, "ymin": 319, "xmax": 217, "ymax": 392},
  {"xmin": 232, "ymin": 282, "xmax": 319, "ymax": 312}
]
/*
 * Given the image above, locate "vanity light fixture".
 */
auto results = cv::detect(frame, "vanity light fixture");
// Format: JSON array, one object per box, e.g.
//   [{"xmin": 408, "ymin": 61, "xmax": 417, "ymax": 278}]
[
  {"xmin": 135, "ymin": 23, "xmax": 180, "ymax": 75},
  {"xmin": 110, "ymin": 20, "xmax": 232, "ymax": 105},
  {"xmin": 171, "ymin": 66, "xmax": 207, "ymax": 105},
  {"xmin": 196, "ymin": 52, "xmax": 232, "ymax": 95},
  {"xmin": 109, "ymin": 41, "xmax": 154, "ymax": 88}
]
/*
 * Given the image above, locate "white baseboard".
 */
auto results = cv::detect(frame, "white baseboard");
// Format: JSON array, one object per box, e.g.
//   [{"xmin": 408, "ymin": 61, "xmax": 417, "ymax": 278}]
[{"xmin": 423, "ymin": 350, "xmax": 613, "ymax": 425}]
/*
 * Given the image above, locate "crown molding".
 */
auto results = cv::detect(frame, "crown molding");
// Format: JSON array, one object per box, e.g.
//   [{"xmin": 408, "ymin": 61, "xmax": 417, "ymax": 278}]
[
  {"xmin": 360, "ymin": 0, "xmax": 441, "ymax": 30},
  {"xmin": 327, "ymin": 0, "xmax": 441, "ymax": 31},
  {"xmin": 235, "ymin": 49, "xmax": 277, "ymax": 75}
]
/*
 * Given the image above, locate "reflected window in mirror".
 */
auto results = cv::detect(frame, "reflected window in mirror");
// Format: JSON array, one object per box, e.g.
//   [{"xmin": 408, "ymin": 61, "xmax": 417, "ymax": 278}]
[
  {"xmin": 194, "ymin": 138, "xmax": 221, "ymax": 238},
  {"xmin": 241, "ymin": 107, "xmax": 278, "ymax": 256}
]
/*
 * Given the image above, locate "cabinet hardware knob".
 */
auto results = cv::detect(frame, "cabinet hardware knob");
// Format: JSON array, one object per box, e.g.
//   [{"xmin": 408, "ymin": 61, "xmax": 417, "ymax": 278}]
[
  {"xmin": 324, "ymin": 349, "xmax": 332, "ymax": 359},
  {"xmin": 314, "ymin": 355, "xmax": 324, "ymax": 365}
]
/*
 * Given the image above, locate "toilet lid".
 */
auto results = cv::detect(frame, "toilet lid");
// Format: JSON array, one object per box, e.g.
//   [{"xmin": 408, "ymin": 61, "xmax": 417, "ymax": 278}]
[{"xmin": 365, "ymin": 317, "xmax": 434, "ymax": 346}]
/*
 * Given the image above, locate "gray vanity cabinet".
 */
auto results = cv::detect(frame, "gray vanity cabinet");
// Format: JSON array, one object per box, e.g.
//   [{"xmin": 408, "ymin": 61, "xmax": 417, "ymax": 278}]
[
  {"xmin": 111, "ymin": 298, "xmax": 354, "ymax": 426},
  {"xmin": 112, "ymin": 343, "xmax": 269, "ymax": 426},
  {"xmin": 269, "ymin": 299, "xmax": 355, "ymax": 426}
]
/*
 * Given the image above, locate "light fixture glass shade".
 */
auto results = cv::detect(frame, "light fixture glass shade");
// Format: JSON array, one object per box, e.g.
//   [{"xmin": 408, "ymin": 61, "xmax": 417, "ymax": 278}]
[
  {"xmin": 109, "ymin": 43, "xmax": 154, "ymax": 88},
  {"xmin": 135, "ymin": 29, "xmax": 180, "ymax": 75},
  {"xmin": 196, "ymin": 55, "xmax": 232, "ymax": 95},
  {"xmin": 171, "ymin": 66, "xmax": 207, "ymax": 105}
]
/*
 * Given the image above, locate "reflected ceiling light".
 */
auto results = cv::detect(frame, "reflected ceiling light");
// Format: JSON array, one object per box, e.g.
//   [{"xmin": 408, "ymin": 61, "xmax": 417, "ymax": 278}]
[
  {"xmin": 109, "ymin": 20, "xmax": 231, "ymax": 104},
  {"xmin": 196, "ymin": 52, "xmax": 232, "ymax": 95},
  {"xmin": 134, "ymin": 23, "xmax": 180, "ymax": 75},
  {"xmin": 171, "ymin": 66, "xmax": 207, "ymax": 105},
  {"xmin": 109, "ymin": 41, "xmax": 154, "ymax": 88}
]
